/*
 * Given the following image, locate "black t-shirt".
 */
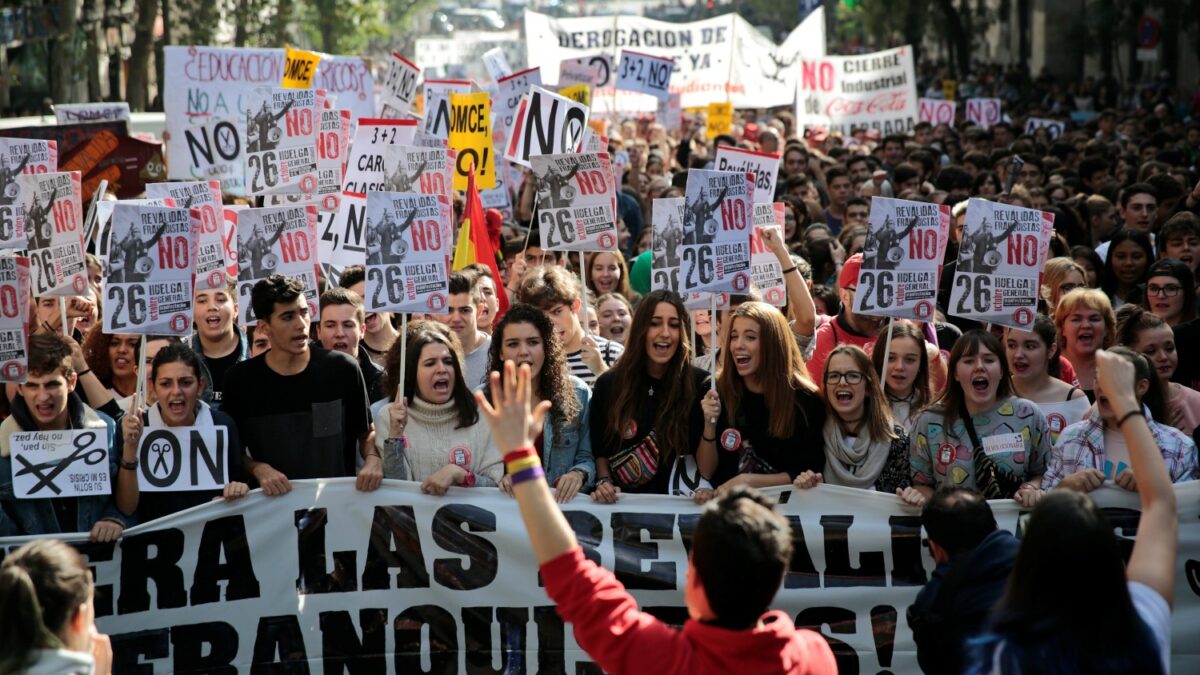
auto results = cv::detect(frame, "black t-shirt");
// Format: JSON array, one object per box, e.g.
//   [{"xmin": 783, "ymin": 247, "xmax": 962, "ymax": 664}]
[
  {"xmin": 1174, "ymin": 319, "xmax": 1200, "ymax": 390},
  {"xmin": 714, "ymin": 387, "xmax": 826, "ymax": 485},
  {"xmin": 203, "ymin": 345, "xmax": 244, "ymax": 408},
  {"xmin": 590, "ymin": 365, "xmax": 707, "ymax": 495},
  {"xmin": 221, "ymin": 347, "xmax": 371, "ymax": 481}
]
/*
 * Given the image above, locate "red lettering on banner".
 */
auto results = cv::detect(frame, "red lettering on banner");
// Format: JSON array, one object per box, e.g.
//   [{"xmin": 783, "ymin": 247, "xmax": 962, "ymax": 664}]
[
  {"xmin": 285, "ymin": 109, "xmax": 314, "ymax": 137},
  {"xmin": 719, "ymin": 199, "xmax": 746, "ymax": 231},
  {"xmin": 801, "ymin": 61, "xmax": 835, "ymax": 92},
  {"xmin": 318, "ymin": 131, "xmax": 341, "ymax": 160},
  {"xmin": 52, "ymin": 201, "xmax": 75, "ymax": 233},
  {"xmin": 908, "ymin": 229, "xmax": 937, "ymax": 260},
  {"xmin": 418, "ymin": 172, "xmax": 445, "ymax": 197},
  {"xmin": 197, "ymin": 206, "xmax": 219, "ymax": 234},
  {"xmin": 749, "ymin": 231, "xmax": 767, "ymax": 255},
  {"xmin": 157, "ymin": 235, "xmax": 190, "ymax": 269},
  {"xmin": 0, "ymin": 285, "xmax": 17, "ymax": 319},
  {"xmin": 278, "ymin": 230, "xmax": 310, "ymax": 263},
  {"xmin": 825, "ymin": 92, "xmax": 908, "ymax": 117},
  {"xmin": 410, "ymin": 219, "xmax": 441, "ymax": 252},
  {"xmin": 1006, "ymin": 233, "xmax": 1038, "ymax": 266},
  {"xmin": 575, "ymin": 170, "xmax": 606, "ymax": 196}
]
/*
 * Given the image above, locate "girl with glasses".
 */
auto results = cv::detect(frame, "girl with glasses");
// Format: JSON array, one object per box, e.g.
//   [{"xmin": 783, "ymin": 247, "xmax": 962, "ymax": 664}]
[
  {"xmin": 1004, "ymin": 316, "xmax": 1090, "ymax": 444},
  {"xmin": 1140, "ymin": 258, "xmax": 1197, "ymax": 327}
]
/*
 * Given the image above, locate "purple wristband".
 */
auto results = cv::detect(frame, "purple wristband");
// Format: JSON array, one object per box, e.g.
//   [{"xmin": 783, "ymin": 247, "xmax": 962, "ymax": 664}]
[{"xmin": 509, "ymin": 465, "xmax": 545, "ymax": 486}]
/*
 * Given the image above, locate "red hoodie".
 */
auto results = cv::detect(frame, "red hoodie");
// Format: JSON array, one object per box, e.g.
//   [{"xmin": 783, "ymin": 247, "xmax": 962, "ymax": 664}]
[{"xmin": 541, "ymin": 547, "xmax": 837, "ymax": 675}]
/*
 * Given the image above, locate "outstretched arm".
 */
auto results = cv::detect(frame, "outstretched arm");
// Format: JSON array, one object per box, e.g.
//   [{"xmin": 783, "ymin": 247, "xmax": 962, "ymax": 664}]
[
  {"xmin": 14, "ymin": 153, "xmax": 30, "ymax": 175},
  {"xmin": 145, "ymin": 222, "xmax": 170, "ymax": 249},
  {"xmin": 897, "ymin": 216, "xmax": 920, "ymax": 242},
  {"xmin": 397, "ymin": 208, "xmax": 418, "ymax": 236},
  {"xmin": 273, "ymin": 98, "xmax": 295, "ymax": 122},
  {"xmin": 997, "ymin": 218, "xmax": 1020, "ymax": 244},
  {"xmin": 267, "ymin": 222, "xmax": 286, "ymax": 247}
]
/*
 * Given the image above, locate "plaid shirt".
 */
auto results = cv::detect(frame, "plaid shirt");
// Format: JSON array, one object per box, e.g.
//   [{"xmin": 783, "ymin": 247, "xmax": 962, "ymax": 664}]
[{"xmin": 1044, "ymin": 406, "xmax": 1199, "ymax": 488}]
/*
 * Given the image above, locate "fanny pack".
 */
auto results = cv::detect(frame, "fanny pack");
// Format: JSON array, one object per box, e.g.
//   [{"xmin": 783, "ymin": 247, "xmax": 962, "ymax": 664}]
[{"xmin": 610, "ymin": 432, "xmax": 661, "ymax": 489}]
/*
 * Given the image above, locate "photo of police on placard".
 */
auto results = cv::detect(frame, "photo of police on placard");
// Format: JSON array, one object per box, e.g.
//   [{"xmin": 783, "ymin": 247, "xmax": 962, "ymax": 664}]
[
  {"xmin": 533, "ymin": 160, "xmax": 580, "ymax": 210},
  {"xmin": 365, "ymin": 194, "xmax": 418, "ymax": 266},
  {"xmin": 0, "ymin": 152, "xmax": 31, "ymax": 207},
  {"xmin": 863, "ymin": 214, "xmax": 919, "ymax": 272},
  {"xmin": 682, "ymin": 182, "xmax": 729, "ymax": 246},
  {"xmin": 384, "ymin": 156, "xmax": 427, "ymax": 193},
  {"xmin": 108, "ymin": 216, "xmax": 168, "ymax": 284},
  {"xmin": 238, "ymin": 218, "xmax": 285, "ymax": 282},
  {"xmin": 247, "ymin": 97, "xmax": 295, "ymax": 154},
  {"xmin": 958, "ymin": 211, "xmax": 1019, "ymax": 275}
]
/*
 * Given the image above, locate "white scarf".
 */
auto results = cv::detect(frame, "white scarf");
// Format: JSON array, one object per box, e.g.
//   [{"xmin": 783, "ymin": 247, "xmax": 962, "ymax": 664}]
[
  {"xmin": 821, "ymin": 417, "xmax": 893, "ymax": 490},
  {"xmin": 147, "ymin": 400, "xmax": 214, "ymax": 428}
]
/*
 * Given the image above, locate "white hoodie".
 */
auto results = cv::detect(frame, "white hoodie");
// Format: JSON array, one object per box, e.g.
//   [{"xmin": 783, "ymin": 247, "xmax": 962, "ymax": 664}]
[{"xmin": 22, "ymin": 649, "xmax": 94, "ymax": 675}]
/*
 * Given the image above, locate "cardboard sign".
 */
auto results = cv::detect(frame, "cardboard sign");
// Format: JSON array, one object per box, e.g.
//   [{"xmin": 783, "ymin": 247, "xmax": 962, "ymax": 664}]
[
  {"xmin": 560, "ymin": 53, "xmax": 614, "ymax": 88},
  {"xmin": 795, "ymin": 46, "xmax": 918, "ymax": 136},
  {"xmin": 104, "ymin": 204, "xmax": 195, "ymax": 336},
  {"xmin": 281, "ymin": 46, "xmax": 322, "ymax": 88},
  {"xmin": 95, "ymin": 198, "xmax": 171, "ymax": 278},
  {"xmin": 313, "ymin": 54, "xmax": 375, "ymax": 122},
  {"xmin": 966, "ymin": 98, "xmax": 1002, "ymax": 129},
  {"xmin": 11, "ymin": 429, "xmax": 110, "ymax": 499},
  {"xmin": 364, "ymin": 192, "xmax": 452, "ymax": 313},
  {"xmin": 244, "ymin": 87, "xmax": 320, "ymax": 196},
  {"xmin": 531, "ymin": 153, "xmax": 618, "ymax": 253},
  {"xmin": 314, "ymin": 107, "xmax": 352, "ymax": 211},
  {"xmin": 656, "ymin": 93, "xmax": 682, "ymax": 131},
  {"xmin": 918, "ymin": 98, "xmax": 957, "ymax": 125},
  {"xmin": 854, "ymin": 197, "xmax": 951, "ymax": 321},
  {"xmin": 482, "ymin": 47, "xmax": 513, "ymax": 81},
  {"xmin": 558, "ymin": 60, "xmax": 600, "ymax": 88},
  {"xmin": 19, "ymin": 172, "xmax": 86, "ymax": 297},
  {"xmin": 237, "ymin": 205, "xmax": 319, "ymax": 325},
  {"xmin": 750, "ymin": 203, "xmax": 787, "ymax": 306},
  {"xmin": 651, "ymin": 197, "xmax": 685, "ymax": 293},
  {"xmin": 381, "ymin": 145, "xmax": 454, "ymax": 209},
  {"xmin": 379, "ymin": 52, "xmax": 421, "ymax": 118},
  {"xmin": 137, "ymin": 427, "xmax": 229, "ymax": 492},
  {"xmin": 560, "ymin": 83, "xmax": 591, "ymax": 108},
  {"xmin": 503, "ymin": 87, "xmax": 589, "ymax": 168},
  {"xmin": 145, "ymin": 181, "xmax": 229, "ymax": 291},
  {"xmin": 423, "ymin": 80, "xmax": 474, "ymax": 140},
  {"xmin": 0, "ymin": 254, "xmax": 30, "ymax": 383},
  {"xmin": 494, "ymin": 67, "xmax": 543, "ymax": 142},
  {"xmin": 0, "ymin": 138, "xmax": 57, "ymax": 249},
  {"xmin": 54, "ymin": 102, "xmax": 132, "ymax": 124},
  {"xmin": 448, "ymin": 91, "xmax": 495, "ymax": 190},
  {"xmin": 1025, "ymin": 117, "xmax": 1066, "ymax": 140},
  {"xmin": 714, "ymin": 146, "xmax": 779, "ymax": 204},
  {"xmin": 679, "ymin": 170, "xmax": 752, "ymax": 294},
  {"xmin": 706, "ymin": 101, "xmax": 733, "ymax": 139},
  {"xmin": 616, "ymin": 50, "xmax": 674, "ymax": 101}
]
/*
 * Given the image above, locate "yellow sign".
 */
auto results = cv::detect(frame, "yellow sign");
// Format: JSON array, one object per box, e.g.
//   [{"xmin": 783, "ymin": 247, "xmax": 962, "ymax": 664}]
[
  {"xmin": 448, "ymin": 91, "xmax": 495, "ymax": 190},
  {"xmin": 281, "ymin": 46, "xmax": 321, "ymax": 89},
  {"xmin": 706, "ymin": 101, "xmax": 733, "ymax": 139},
  {"xmin": 560, "ymin": 83, "xmax": 591, "ymax": 108},
  {"xmin": 942, "ymin": 79, "xmax": 957, "ymax": 101}
]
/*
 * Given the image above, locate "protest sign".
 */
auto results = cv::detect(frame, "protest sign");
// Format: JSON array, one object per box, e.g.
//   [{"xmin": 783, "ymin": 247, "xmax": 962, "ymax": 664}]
[
  {"xmin": 482, "ymin": 47, "xmax": 513, "ymax": 81},
  {"xmin": 918, "ymin": 98, "xmax": 956, "ymax": 125},
  {"xmin": 379, "ymin": 52, "xmax": 422, "ymax": 118},
  {"xmin": 679, "ymin": 170, "xmax": 752, "ymax": 295},
  {"xmin": 0, "ymin": 254, "xmax": 29, "ymax": 383},
  {"xmin": 104, "ymin": 204, "xmax": 194, "ymax": 336},
  {"xmin": 531, "ymin": 153, "xmax": 618, "ymax": 253},
  {"xmin": 794, "ymin": 46, "xmax": 918, "ymax": 136},
  {"xmin": 560, "ymin": 83, "xmax": 591, "ymax": 108},
  {"xmin": 558, "ymin": 59, "xmax": 601, "ymax": 88},
  {"xmin": 0, "ymin": 138, "xmax": 57, "ymax": 249},
  {"xmin": 448, "ymin": 91, "xmax": 495, "ymax": 190},
  {"xmin": 966, "ymin": 97, "xmax": 1002, "ymax": 129},
  {"xmin": 949, "ymin": 198, "xmax": 1054, "ymax": 329},
  {"xmin": 144, "ymin": 181, "xmax": 230, "ymax": 291},
  {"xmin": 364, "ymin": 192, "xmax": 451, "ymax": 313},
  {"xmin": 315, "ymin": 107, "xmax": 352, "ymax": 211},
  {"xmin": 656, "ymin": 92, "xmax": 682, "ymax": 131},
  {"xmin": 281, "ymin": 46, "xmax": 321, "ymax": 88},
  {"xmin": 714, "ymin": 145, "xmax": 779, "ymax": 203},
  {"xmin": 381, "ymin": 145, "xmax": 454, "ymax": 212},
  {"xmin": 1025, "ymin": 117, "xmax": 1066, "ymax": 139},
  {"xmin": 503, "ymin": 87, "xmax": 589, "ymax": 168},
  {"xmin": 854, "ymin": 197, "xmax": 950, "ymax": 322},
  {"xmin": 19, "ymin": 172, "xmax": 86, "ymax": 297},
  {"xmin": 313, "ymin": 55, "xmax": 375, "ymax": 121},
  {"xmin": 95, "ymin": 198, "xmax": 171, "ymax": 277},
  {"xmin": 705, "ymin": 101, "xmax": 733, "ymax": 138},
  {"xmin": 494, "ymin": 67, "xmax": 543, "ymax": 142},
  {"xmin": 244, "ymin": 87, "xmax": 319, "ymax": 196},
  {"xmin": 616, "ymin": 50, "xmax": 675, "ymax": 101},
  {"xmin": 480, "ymin": 177, "xmax": 513, "ymax": 218},
  {"xmin": 10, "ymin": 429, "xmax": 109, "ymax": 499},
  {"xmin": 236, "ymin": 205, "xmax": 320, "ymax": 325},
  {"xmin": 136, "ymin": 427, "xmax": 229, "ymax": 492},
  {"xmin": 53, "ymin": 102, "xmax": 132, "ymax": 124},
  {"xmin": 222, "ymin": 205, "xmax": 244, "ymax": 279},
  {"xmin": 6, "ymin": 481, "xmax": 1194, "ymax": 672},
  {"xmin": 651, "ymin": 197, "xmax": 685, "ymax": 293},
  {"xmin": 423, "ymin": 80, "xmax": 474, "ymax": 140},
  {"xmin": 750, "ymin": 203, "xmax": 787, "ymax": 306}
]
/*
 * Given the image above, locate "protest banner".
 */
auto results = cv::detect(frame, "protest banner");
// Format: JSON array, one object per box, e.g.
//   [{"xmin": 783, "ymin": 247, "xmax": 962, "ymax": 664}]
[
  {"xmin": 447, "ymin": 91, "xmax": 495, "ymax": 190},
  {"xmin": 531, "ymin": 153, "xmax": 619, "ymax": 253},
  {"xmin": 482, "ymin": 47, "xmax": 513, "ymax": 81},
  {"xmin": 313, "ymin": 55, "xmax": 375, "ymax": 121},
  {"xmin": 423, "ymin": 80, "xmax": 474, "ymax": 140},
  {"xmin": 4, "ymin": 481, "xmax": 1195, "ymax": 673},
  {"xmin": 53, "ymin": 102, "xmax": 132, "ymax": 124},
  {"xmin": 750, "ymin": 202, "xmax": 787, "ymax": 306},
  {"xmin": 481, "ymin": 176, "xmax": 513, "ymax": 219},
  {"xmin": 966, "ymin": 97, "xmax": 1002, "ymax": 129},
  {"xmin": 714, "ymin": 145, "xmax": 779, "ymax": 204},
  {"xmin": 794, "ymin": 46, "xmax": 918, "ymax": 136},
  {"xmin": 651, "ymin": 196, "xmax": 685, "ymax": 293},
  {"xmin": 0, "ymin": 138, "xmax": 57, "ymax": 249},
  {"xmin": 616, "ymin": 50, "xmax": 675, "ymax": 101},
  {"xmin": 414, "ymin": 35, "xmax": 523, "ymax": 82},
  {"xmin": 244, "ymin": 87, "xmax": 320, "ymax": 196},
  {"xmin": 1025, "ymin": 117, "xmax": 1066, "ymax": 139},
  {"xmin": 236, "ymin": 204, "xmax": 320, "ymax": 325},
  {"xmin": 560, "ymin": 83, "xmax": 591, "ymax": 108},
  {"xmin": 103, "ymin": 204, "xmax": 194, "ymax": 337},
  {"xmin": 854, "ymin": 197, "xmax": 950, "ymax": 322},
  {"xmin": 315, "ymin": 106, "xmax": 352, "ymax": 211},
  {"xmin": 679, "ymin": 170, "xmax": 752, "ymax": 295},
  {"xmin": 281, "ymin": 46, "xmax": 321, "ymax": 88},
  {"xmin": 364, "ymin": 192, "xmax": 451, "ymax": 313},
  {"xmin": 379, "ymin": 52, "xmax": 422, "ymax": 119},
  {"xmin": 19, "ymin": 172, "xmax": 86, "ymax": 297},
  {"xmin": 144, "ymin": 181, "xmax": 230, "ymax": 291},
  {"xmin": 918, "ymin": 98, "xmax": 956, "ymax": 125},
  {"xmin": 949, "ymin": 198, "xmax": 1054, "ymax": 330},
  {"xmin": 0, "ymin": 253, "xmax": 29, "ymax": 383},
  {"xmin": 9, "ymin": 429, "xmax": 109, "ymax": 499},
  {"xmin": 95, "ymin": 198, "xmax": 171, "ymax": 278},
  {"xmin": 494, "ymin": 67, "xmax": 543, "ymax": 142},
  {"xmin": 705, "ymin": 101, "xmax": 733, "ymax": 139},
  {"xmin": 136, "ymin": 427, "xmax": 229, "ymax": 492},
  {"xmin": 503, "ymin": 86, "xmax": 589, "ymax": 168},
  {"xmin": 380, "ymin": 144, "xmax": 454, "ymax": 215},
  {"xmin": 558, "ymin": 59, "xmax": 601, "ymax": 88},
  {"xmin": 656, "ymin": 92, "xmax": 682, "ymax": 131}
]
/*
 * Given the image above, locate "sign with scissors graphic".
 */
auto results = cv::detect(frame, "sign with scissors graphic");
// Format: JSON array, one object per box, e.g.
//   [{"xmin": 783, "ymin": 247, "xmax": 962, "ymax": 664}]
[{"xmin": 10, "ymin": 429, "xmax": 110, "ymax": 499}]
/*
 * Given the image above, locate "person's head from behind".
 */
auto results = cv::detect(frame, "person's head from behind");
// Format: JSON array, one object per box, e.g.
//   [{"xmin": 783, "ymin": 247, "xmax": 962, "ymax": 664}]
[
  {"xmin": 689, "ymin": 486, "xmax": 792, "ymax": 628},
  {"xmin": 0, "ymin": 539, "xmax": 96, "ymax": 670},
  {"xmin": 518, "ymin": 265, "xmax": 583, "ymax": 347},
  {"xmin": 251, "ymin": 274, "xmax": 310, "ymax": 357},
  {"xmin": 22, "ymin": 333, "xmax": 78, "ymax": 430},
  {"xmin": 921, "ymin": 487, "xmax": 996, "ymax": 564},
  {"xmin": 317, "ymin": 287, "xmax": 365, "ymax": 358}
]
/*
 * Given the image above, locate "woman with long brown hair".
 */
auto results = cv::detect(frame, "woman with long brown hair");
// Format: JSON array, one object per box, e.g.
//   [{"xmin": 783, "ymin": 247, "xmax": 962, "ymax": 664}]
[
  {"xmin": 872, "ymin": 321, "xmax": 934, "ymax": 433},
  {"xmin": 585, "ymin": 250, "xmax": 639, "ymax": 305}
]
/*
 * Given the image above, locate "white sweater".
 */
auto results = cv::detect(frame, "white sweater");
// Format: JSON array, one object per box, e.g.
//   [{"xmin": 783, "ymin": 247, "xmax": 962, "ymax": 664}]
[{"xmin": 373, "ymin": 396, "xmax": 502, "ymax": 485}]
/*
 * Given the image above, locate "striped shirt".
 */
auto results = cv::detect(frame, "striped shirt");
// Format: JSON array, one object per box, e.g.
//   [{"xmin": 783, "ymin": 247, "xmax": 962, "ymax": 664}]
[{"xmin": 566, "ymin": 335, "xmax": 624, "ymax": 387}]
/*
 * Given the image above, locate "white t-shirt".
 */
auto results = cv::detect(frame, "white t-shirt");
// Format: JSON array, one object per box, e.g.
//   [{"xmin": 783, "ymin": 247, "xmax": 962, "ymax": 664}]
[{"xmin": 1128, "ymin": 581, "xmax": 1171, "ymax": 673}]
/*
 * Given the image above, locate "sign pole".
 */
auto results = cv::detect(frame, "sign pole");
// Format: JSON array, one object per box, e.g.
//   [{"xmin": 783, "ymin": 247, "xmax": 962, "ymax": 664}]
[
  {"xmin": 578, "ymin": 254, "xmax": 590, "ymax": 337},
  {"xmin": 82, "ymin": 179, "xmax": 109, "ymax": 252},
  {"xmin": 135, "ymin": 334, "xmax": 147, "ymax": 410},
  {"xmin": 397, "ymin": 313, "xmax": 408, "ymax": 403},
  {"xmin": 60, "ymin": 299, "xmax": 69, "ymax": 337},
  {"xmin": 880, "ymin": 317, "xmax": 895, "ymax": 389},
  {"xmin": 709, "ymin": 293, "xmax": 717, "ymax": 391}
]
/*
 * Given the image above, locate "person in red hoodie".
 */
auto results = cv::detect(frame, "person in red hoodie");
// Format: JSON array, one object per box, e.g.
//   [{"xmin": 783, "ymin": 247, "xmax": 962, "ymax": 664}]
[{"xmin": 475, "ymin": 361, "xmax": 838, "ymax": 675}]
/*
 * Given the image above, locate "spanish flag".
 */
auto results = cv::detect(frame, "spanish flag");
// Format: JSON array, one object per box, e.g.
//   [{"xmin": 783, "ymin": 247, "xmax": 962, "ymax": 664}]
[{"xmin": 453, "ymin": 162, "xmax": 510, "ymax": 314}]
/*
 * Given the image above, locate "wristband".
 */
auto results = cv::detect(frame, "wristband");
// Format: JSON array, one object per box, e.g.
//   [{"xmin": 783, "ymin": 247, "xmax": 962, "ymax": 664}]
[
  {"xmin": 77, "ymin": 368, "xmax": 92, "ymax": 378},
  {"xmin": 595, "ymin": 476, "xmax": 613, "ymax": 486},
  {"xmin": 510, "ymin": 465, "xmax": 545, "ymax": 486},
  {"xmin": 506, "ymin": 455, "xmax": 541, "ymax": 474},
  {"xmin": 503, "ymin": 447, "xmax": 537, "ymax": 464},
  {"xmin": 1116, "ymin": 410, "xmax": 1145, "ymax": 428},
  {"xmin": 780, "ymin": 265, "xmax": 798, "ymax": 275},
  {"xmin": 119, "ymin": 458, "xmax": 138, "ymax": 470},
  {"xmin": 460, "ymin": 470, "xmax": 477, "ymax": 488}
]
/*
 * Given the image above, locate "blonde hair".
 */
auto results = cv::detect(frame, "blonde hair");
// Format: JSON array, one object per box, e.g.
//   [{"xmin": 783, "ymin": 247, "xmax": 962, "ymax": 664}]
[
  {"xmin": 1041, "ymin": 257, "xmax": 1088, "ymax": 314},
  {"xmin": 1054, "ymin": 288, "xmax": 1116, "ymax": 353}
]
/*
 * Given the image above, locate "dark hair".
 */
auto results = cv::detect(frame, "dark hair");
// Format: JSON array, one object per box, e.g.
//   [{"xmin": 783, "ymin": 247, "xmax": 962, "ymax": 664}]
[
  {"xmin": 1069, "ymin": 245, "xmax": 1104, "ymax": 286},
  {"xmin": 149, "ymin": 341, "xmax": 205, "ymax": 385},
  {"xmin": 893, "ymin": 163, "xmax": 919, "ymax": 186},
  {"xmin": 319, "ymin": 287, "xmax": 365, "ymax": 323},
  {"xmin": 691, "ymin": 486, "xmax": 792, "ymax": 629},
  {"xmin": 1118, "ymin": 182, "xmax": 1157, "ymax": 210},
  {"xmin": 1141, "ymin": 258, "xmax": 1196, "ymax": 323},
  {"xmin": 1156, "ymin": 212, "xmax": 1200, "ymax": 258},
  {"xmin": 937, "ymin": 330, "xmax": 1012, "ymax": 426},
  {"xmin": 873, "ymin": 321, "xmax": 932, "ymax": 407},
  {"xmin": 384, "ymin": 320, "xmax": 478, "ymax": 428},
  {"xmin": 486, "ymin": 304, "xmax": 579, "ymax": 436},
  {"xmin": 337, "ymin": 264, "xmax": 365, "ymax": 290},
  {"xmin": 1101, "ymin": 229, "xmax": 1155, "ymax": 300},
  {"xmin": 921, "ymin": 487, "xmax": 996, "ymax": 556},
  {"xmin": 251, "ymin": 274, "xmax": 306, "ymax": 322},
  {"xmin": 28, "ymin": 333, "xmax": 76, "ymax": 379},
  {"xmin": 1105, "ymin": 345, "xmax": 1168, "ymax": 421},
  {"xmin": 972, "ymin": 171, "xmax": 1001, "ymax": 195},
  {"xmin": 1007, "ymin": 314, "xmax": 1062, "ymax": 378},
  {"xmin": 0, "ymin": 540, "xmax": 94, "ymax": 672},
  {"xmin": 845, "ymin": 196, "xmax": 870, "ymax": 210},
  {"xmin": 825, "ymin": 165, "xmax": 849, "ymax": 184},
  {"xmin": 448, "ymin": 272, "xmax": 475, "ymax": 299},
  {"xmin": 810, "ymin": 284, "xmax": 841, "ymax": 315}
]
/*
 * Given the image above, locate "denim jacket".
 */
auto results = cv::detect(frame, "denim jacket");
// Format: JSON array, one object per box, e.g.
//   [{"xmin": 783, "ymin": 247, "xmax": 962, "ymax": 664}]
[
  {"xmin": 543, "ymin": 377, "xmax": 596, "ymax": 489},
  {"xmin": 0, "ymin": 393, "xmax": 131, "ymax": 537}
]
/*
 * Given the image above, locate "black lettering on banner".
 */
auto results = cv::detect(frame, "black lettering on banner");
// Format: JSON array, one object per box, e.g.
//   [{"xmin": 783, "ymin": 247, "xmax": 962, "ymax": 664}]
[
  {"xmin": 71, "ymin": 540, "xmax": 116, "ymax": 617},
  {"xmin": 676, "ymin": 513, "xmax": 700, "ymax": 556},
  {"xmin": 192, "ymin": 428, "xmax": 226, "ymax": 485},
  {"xmin": 190, "ymin": 515, "xmax": 262, "ymax": 605},
  {"xmin": 463, "ymin": 606, "xmax": 528, "ymax": 675},
  {"xmin": 1100, "ymin": 507, "xmax": 1141, "ymax": 563},
  {"xmin": 954, "ymin": 275, "xmax": 991, "ymax": 314},
  {"xmin": 32, "ymin": 248, "xmax": 53, "ymax": 293},
  {"xmin": 251, "ymin": 615, "xmax": 311, "ymax": 674},
  {"xmin": 820, "ymin": 515, "xmax": 886, "ymax": 587},
  {"xmin": 393, "ymin": 605, "xmax": 457, "ymax": 673},
  {"xmin": 0, "ymin": 205, "xmax": 13, "ymax": 240},
  {"xmin": 870, "ymin": 604, "xmax": 898, "ymax": 673},
  {"xmin": 682, "ymin": 246, "xmax": 714, "ymax": 287},
  {"xmin": 140, "ymin": 429, "xmax": 182, "ymax": 488},
  {"xmin": 432, "ymin": 504, "xmax": 498, "ymax": 590},
  {"xmin": 320, "ymin": 608, "xmax": 388, "ymax": 674},
  {"xmin": 249, "ymin": 151, "xmax": 281, "ymax": 194},
  {"xmin": 108, "ymin": 284, "xmax": 148, "ymax": 329},
  {"xmin": 295, "ymin": 508, "xmax": 358, "ymax": 594},
  {"xmin": 888, "ymin": 515, "xmax": 928, "ymax": 586},
  {"xmin": 796, "ymin": 606, "xmax": 860, "ymax": 675},
  {"xmin": 563, "ymin": 510, "xmax": 603, "ymax": 565},
  {"xmin": 522, "ymin": 92, "xmax": 585, "ymax": 160},
  {"xmin": 783, "ymin": 515, "xmax": 821, "ymax": 589},
  {"xmin": 172, "ymin": 621, "xmax": 240, "ymax": 673},
  {"xmin": 539, "ymin": 209, "xmax": 576, "ymax": 248},
  {"xmin": 611, "ymin": 512, "xmax": 676, "ymax": 590},
  {"xmin": 857, "ymin": 271, "xmax": 895, "ymax": 311},
  {"xmin": 111, "ymin": 628, "xmax": 169, "ymax": 675},
  {"xmin": 118, "ymin": 528, "xmax": 187, "ymax": 614},
  {"xmin": 366, "ymin": 266, "xmax": 405, "ymax": 309},
  {"xmin": 186, "ymin": 122, "xmax": 241, "ymax": 168},
  {"xmin": 533, "ymin": 605, "xmax": 566, "ymax": 673},
  {"xmin": 362, "ymin": 505, "xmax": 431, "ymax": 590}
]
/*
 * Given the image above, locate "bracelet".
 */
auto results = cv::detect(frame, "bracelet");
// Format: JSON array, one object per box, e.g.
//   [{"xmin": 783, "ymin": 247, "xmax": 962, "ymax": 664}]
[
  {"xmin": 595, "ymin": 476, "xmax": 613, "ymax": 486},
  {"xmin": 1116, "ymin": 410, "xmax": 1145, "ymax": 428},
  {"xmin": 780, "ymin": 265, "xmax": 798, "ymax": 275},
  {"xmin": 119, "ymin": 458, "xmax": 138, "ymax": 470},
  {"xmin": 506, "ymin": 455, "xmax": 541, "ymax": 474},
  {"xmin": 77, "ymin": 368, "xmax": 92, "ymax": 378},
  {"xmin": 702, "ymin": 434, "xmax": 717, "ymax": 442},
  {"xmin": 503, "ymin": 447, "xmax": 537, "ymax": 464},
  {"xmin": 510, "ymin": 465, "xmax": 545, "ymax": 486},
  {"xmin": 460, "ymin": 470, "xmax": 477, "ymax": 488}
]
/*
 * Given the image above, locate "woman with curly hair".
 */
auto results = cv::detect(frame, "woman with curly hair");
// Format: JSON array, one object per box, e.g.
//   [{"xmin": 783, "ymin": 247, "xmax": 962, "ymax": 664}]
[
  {"xmin": 81, "ymin": 325, "xmax": 142, "ymax": 401},
  {"xmin": 486, "ymin": 304, "xmax": 593, "ymax": 502}
]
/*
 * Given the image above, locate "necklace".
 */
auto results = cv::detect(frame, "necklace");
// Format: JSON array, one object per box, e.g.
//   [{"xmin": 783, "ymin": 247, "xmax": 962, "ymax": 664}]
[{"xmin": 648, "ymin": 385, "xmax": 655, "ymax": 397}]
